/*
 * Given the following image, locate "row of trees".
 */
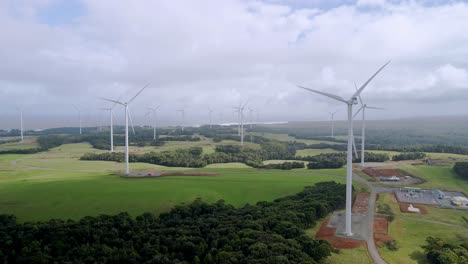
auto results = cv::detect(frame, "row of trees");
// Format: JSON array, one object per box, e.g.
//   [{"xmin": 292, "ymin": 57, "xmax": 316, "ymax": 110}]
[
  {"xmin": 257, "ymin": 161, "xmax": 305, "ymax": 170},
  {"xmin": 301, "ymin": 152, "xmax": 390, "ymax": 169},
  {"xmin": 392, "ymin": 152, "xmax": 426, "ymax": 161},
  {"xmin": 0, "ymin": 182, "xmax": 346, "ymax": 263},
  {"xmin": 422, "ymin": 236, "xmax": 468, "ymax": 264}
]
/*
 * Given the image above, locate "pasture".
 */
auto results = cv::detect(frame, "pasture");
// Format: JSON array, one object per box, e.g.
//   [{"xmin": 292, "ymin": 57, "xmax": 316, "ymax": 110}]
[{"xmin": 0, "ymin": 142, "xmax": 349, "ymax": 221}]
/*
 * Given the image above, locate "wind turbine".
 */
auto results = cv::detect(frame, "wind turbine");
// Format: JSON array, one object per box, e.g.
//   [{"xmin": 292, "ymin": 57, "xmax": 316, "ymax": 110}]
[
  {"xmin": 234, "ymin": 101, "xmax": 249, "ymax": 146},
  {"xmin": 208, "ymin": 108, "xmax": 214, "ymax": 129},
  {"xmin": 146, "ymin": 105, "xmax": 161, "ymax": 140},
  {"xmin": 99, "ymin": 84, "xmax": 149, "ymax": 175},
  {"xmin": 233, "ymin": 103, "xmax": 241, "ymax": 135},
  {"xmin": 72, "ymin": 105, "xmax": 82, "ymax": 135},
  {"xmin": 329, "ymin": 110, "xmax": 338, "ymax": 138},
  {"xmin": 248, "ymin": 108, "xmax": 254, "ymax": 129},
  {"xmin": 297, "ymin": 61, "xmax": 390, "ymax": 237},
  {"xmin": 353, "ymin": 85, "xmax": 385, "ymax": 168},
  {"xmin": 17, "ymin": 107, "xmax": 24, "ymax": 142},
  {"xmin": 100, "ymin": 98, "xmax": 121, "ymax": 152},
  {"xmin": 177, "ymin": 109, "xmax": 185, "ymax": 131}
]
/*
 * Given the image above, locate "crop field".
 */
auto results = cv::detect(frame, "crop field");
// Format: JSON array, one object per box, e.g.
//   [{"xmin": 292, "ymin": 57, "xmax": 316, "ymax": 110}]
[
  {"xmin": 0, "ymin": 137, "xmax": 38, "ymax": 150},
  {"xmin": 0, "ymin": 142, "xmax": 350, "ymax": 221},
  {"xmin": 377, "ymin": 193, "xmax": 468, "ymax": 264}
]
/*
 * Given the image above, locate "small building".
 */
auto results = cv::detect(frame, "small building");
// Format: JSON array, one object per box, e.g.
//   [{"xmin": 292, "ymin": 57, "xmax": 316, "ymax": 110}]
[
  {"xmin": 381, "ymin": 176, "xmax": 400, "ymax": 182},
  {"xmin": 451, "ymin": 196, "xmax": 468, "ymax": 207},
  {"xmin": 433, "ymin": 190, "xmax": 446, "ymax": 199}
]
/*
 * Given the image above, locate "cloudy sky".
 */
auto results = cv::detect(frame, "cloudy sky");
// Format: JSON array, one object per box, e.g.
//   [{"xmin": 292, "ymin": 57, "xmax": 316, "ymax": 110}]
[{"xmin": 1, "ymin": 0, "xmax": 468, "ymax": 129}]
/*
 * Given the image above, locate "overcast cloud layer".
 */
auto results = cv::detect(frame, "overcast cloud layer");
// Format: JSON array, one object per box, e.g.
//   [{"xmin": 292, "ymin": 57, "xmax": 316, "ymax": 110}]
[{"xmin": 1, "ymin": 0, "xmax": 468, "ymax": 129}]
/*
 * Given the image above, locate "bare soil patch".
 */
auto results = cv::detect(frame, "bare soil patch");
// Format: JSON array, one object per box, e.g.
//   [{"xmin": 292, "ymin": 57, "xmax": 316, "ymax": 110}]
[
  {"xmin": 352, "ymin": 193, "xmax": 370, "ymax": 215},
  {"xmin": 373, "ymin": 216, "xmax": 392, "ymax": 244},
  {"xmin": 126, "ymin": 171, "xmax": 220, "ymax": 178},
  {"xmin": 398, "ymin": 202, "xmax": 428, "ymax": 214},
  {"xmin": 316, "ymin": 218, "xmax": 365, "ymax": 249}
]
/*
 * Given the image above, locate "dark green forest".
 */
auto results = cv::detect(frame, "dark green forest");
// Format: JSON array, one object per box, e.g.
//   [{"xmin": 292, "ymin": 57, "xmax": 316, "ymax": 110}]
[
  {"xmin": 0, "ymin": 182, "xmax": 345, "ymax": 264},
  {"xmin": 422, "ymin": 236, "xmax": 468, "ymax": 264}
]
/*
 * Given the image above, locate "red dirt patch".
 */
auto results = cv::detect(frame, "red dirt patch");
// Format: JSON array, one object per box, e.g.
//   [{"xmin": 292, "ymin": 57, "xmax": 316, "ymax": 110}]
[
  {"xmin": 352, "ymin": 193, "xmax": 370, "ymax": 214},
  {"xmin": 398, "ymin": 202, "xmax": 428, "ymax": 214},
  {"xmin": 316, "ymin": 218, "xmax": 365, "ymax": 249},
  {"xmin": 373, "ymin": 216, "xmax": 392, "ymax": 244}
]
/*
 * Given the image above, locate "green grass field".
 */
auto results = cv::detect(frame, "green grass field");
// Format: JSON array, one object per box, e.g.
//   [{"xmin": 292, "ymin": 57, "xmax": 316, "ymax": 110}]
[
  {"xmin": 376, "ymin": 193, "xmax": 468, "ymax": 264},
  {"xmin": 0, "ymin": 142, "xmax": 349, "ymax": 221},
  {"xmin": 0, "ymin": 137, "xmax": 38, "ymax": 151},
  {"xmin": 400, "ymin": 165, "xmax": 467, "ymax": 192},
  {"xmin": 296, "ymin": 148, "xmax": 338, "ymax": 157},
  {"xmin": 250, "ymin": 132, "xmax": 341, "ymax": 145}
]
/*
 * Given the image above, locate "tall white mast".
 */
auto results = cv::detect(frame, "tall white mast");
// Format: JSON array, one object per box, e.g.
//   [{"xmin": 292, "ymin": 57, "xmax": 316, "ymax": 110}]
[{"xmin": 298, "ymin": 61, "xmax": 390, "ymax": 236}]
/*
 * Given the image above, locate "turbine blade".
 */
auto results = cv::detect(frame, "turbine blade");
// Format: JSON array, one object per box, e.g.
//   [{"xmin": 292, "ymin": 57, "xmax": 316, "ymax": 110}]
[
  {"xmin": 111, "ymin": 96, "xmax": 123, "ymax": 109},
  {"xmin": 352, "ymin": 133, "xmax": 358, "ymax": 159},
  {"xmin": 297, "ymin": 85, "xmax": 347, "ymax": 103},
  {"xmin": 352, "ymin": 60, "xmax": 391, "ymax": 99},
  {"xmin": 367, "ymin": 106, "xmax": 385, "ymax": 110},
  {"xmin": 127, "ymin": 107, "xmax": 136, "ymax": 135},
  {"xmin": 99, "ymin": 97, "xmax": 124, "ymax": 106},
  {"xmin": 353, "ymin": 106, "xmax": 363, "ymax": 119},
  {"xmin": 128, "ymin": 83, "xmax": 150, "ymax": 104}
]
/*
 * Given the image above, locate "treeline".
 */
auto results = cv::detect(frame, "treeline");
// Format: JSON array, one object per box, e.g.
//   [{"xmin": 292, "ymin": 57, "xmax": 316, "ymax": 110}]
[
  {"xmin": 301, "ymin": 152, "xmax": 389, "ymax": 169},
  {"xmin": 81, "ymin": 142, "xmax": 297, "ymax": 169},
  {"xmin": 81, "ymin": 147, "xmax": 207, "ymax": 168},
  {"xmin": 257, "ymin": 161, "xmax": 305, "ymax": 170},
  {"xmin": 0, "ymin": 182, "xmax": 346, "ymax": 263},
  {"xmin": 392, "ymin": 152, "xmax": 426, "ymax": 161},
  {"xmin": 0, "ymin": 135, "xmax": 68, "ymax": 155},
  {"xmin": 422, "ymin": 236, "xmax": 468, "ymax": 264},
  {"xmin": 453, "ymin": 162, "xmax": 468, "ymax": 180}
]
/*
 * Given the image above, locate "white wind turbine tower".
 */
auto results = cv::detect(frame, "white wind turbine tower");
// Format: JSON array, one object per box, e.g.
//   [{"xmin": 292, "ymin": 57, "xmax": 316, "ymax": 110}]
[
  {"xmin": 329, "ymin": 110, "xmax": 338, "ymax": 138},
  {"xmin": 177, "ymin": 109, "xmax": 185, "ymax": 131},
  {"xmin": 234, "ymin": 103, "xmax": 241, "ymax": 135},
  {"xmin": 100, "ymin": 84, "xmax": 149, "ymax": 175},
  {"xmin": 146, "ymin": 105, "xmax": 161, "ymax": 140},
  {"xmin": 17, "ymin": 107, "xmax": 24, "ymax": 142},
  {"xmin": 248, "ymin": 108, "xmax": 254, "ymax": 129},
  {"xmin": 100, "ymin": 98, "xmax": 120, "ymax": 152},
  {"xmin": 297, "ymin": 61, "xmax": 390, "ymax": 237},
  {"xmin": 73, "ymin": 105, "xmax": 83, "ymax": 134},
  {"xmin": 208, "ymin": 108, "xmax": 214, "ymax": 129},
  {"xmin": 234, "ymin": 101, "xmax": 249, "ymax": 146},
  {"xmin": 353, "ymin": 86, "xmax": 385, "ymax": 168}
]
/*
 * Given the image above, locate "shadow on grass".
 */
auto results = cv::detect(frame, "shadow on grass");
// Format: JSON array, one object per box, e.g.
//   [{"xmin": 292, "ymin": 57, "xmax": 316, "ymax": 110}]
[{"xmin": 409, "ymin": 250, "xmax": 428, "ymax": 264}]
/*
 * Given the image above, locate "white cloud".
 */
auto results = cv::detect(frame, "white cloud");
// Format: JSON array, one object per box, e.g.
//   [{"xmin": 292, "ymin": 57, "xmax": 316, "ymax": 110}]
[{"xmin": 1, "ymin": 0, "xmax": 468, "ymax": 128}]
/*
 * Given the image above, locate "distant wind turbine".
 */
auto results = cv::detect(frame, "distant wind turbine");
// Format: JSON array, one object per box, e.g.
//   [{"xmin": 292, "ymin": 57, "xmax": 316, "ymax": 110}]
[
  {"xmin": 297, "ymin": 61, "xmax": 390, "ymax": 237},
  {"xmin": 353, "ymin": 84, "xmax": 385, "ymax": 168},
  {"xmin": 248, "ymin": 108, "xmax": 254, "ymax": 129},
  {"xmin": 146, "ymin": 105, "xmax": 161, "ymax": 140},
  {"xmin": 17, "ymin": 107, "xmax": 24, "ymax": 142},
  {"xmin": 208, "ymin": 108, "xmax": 214, "ymax": 129},
  {"xmin": 100, "ymin": 97, "xmax": 121, "ymax": 152},
  {"xmin": 177, "ymin": 109, "xmax": 185, "ymax": 131},
  {"xmin": 100, "ymin": 83, "xmax": 149, "ymax": 175},
  {"xmin": 234, "ymin": 101, "xmax": 249, "ymax": 146},
  {"xmin": 72, "ymin": 105, "xmax": 82, "ymax": 135},
  {"xmin": 329, "ymin": 110, "xmax": 338, "ymax": 138}
]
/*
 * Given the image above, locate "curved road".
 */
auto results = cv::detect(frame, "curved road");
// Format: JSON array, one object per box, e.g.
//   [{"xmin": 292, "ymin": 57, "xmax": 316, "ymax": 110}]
[{"xmin": 353, "ymin": 173, "xmax": 387, "ymax": 264}]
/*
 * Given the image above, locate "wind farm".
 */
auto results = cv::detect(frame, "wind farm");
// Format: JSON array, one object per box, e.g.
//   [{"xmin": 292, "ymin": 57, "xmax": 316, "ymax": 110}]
[{"xmin": 1, "ymin": 1, "xmax": 468, "ymax": 264}]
